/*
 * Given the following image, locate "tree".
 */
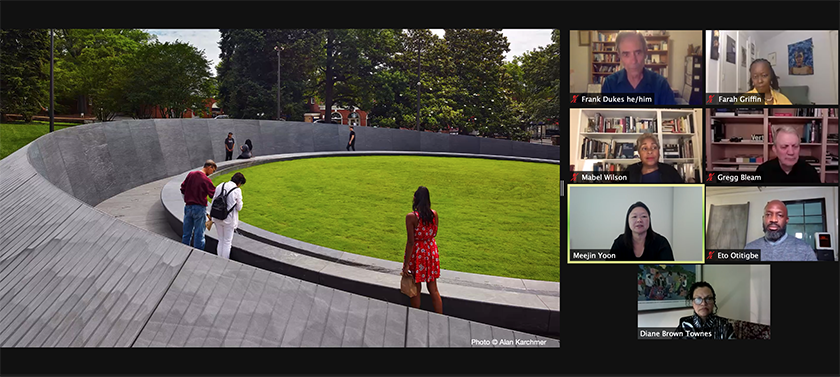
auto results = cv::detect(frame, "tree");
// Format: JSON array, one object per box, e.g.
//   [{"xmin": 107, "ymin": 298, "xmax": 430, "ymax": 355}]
[
  {"xmin": 0, "ymin": 29, "xmax": 50, "ymax": 122},
  {"xmin": 316, "ymin": 29, "xmax": 398, "ymax": 122},
  {"xmin": 445, "ymin": 29, "xmax": 512, "ymax": 137},
  {"xmin": 517, "ymin": 29, "xmax": 560, "ymax": 127},
  {"xmin": 123, "ymin": 41, "xmax": 214, "ymax": 118},
  {"xmin": 52, "ymin": 29, "xmax": 155, "ymax": 121},
  {"xmin": 218, "ymin": 29, "xmax": 319, "ymax": 120}
]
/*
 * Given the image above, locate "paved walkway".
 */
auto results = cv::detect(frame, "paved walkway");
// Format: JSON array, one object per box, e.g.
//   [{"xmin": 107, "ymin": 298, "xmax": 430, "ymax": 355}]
[{"xmin": 95, "ymin": 177, "xmax": 180, "ymax": 242}]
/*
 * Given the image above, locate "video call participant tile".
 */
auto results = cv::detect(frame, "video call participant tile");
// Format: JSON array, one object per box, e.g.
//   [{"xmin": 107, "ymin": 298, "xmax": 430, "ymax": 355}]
[
  {"xmin": 705, "ymin": 186, "xmax": 838, "ymax": 261},
  {"xmin": 567, "ymin": 184, "xmax": 705, "ymax": 264},
  {"xmin": 569, "ymin": 30, "xmax": 704, "ymax": 106},
  {"xmin": 705, "ymin": 30, "xmax": 839, "ymax": 106},
  {"xmin": 637, "ymin": 264, "xmax": 771, "ymax": 340}
]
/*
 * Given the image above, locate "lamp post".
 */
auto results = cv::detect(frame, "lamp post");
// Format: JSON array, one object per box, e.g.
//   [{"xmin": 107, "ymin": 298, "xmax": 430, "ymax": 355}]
[
  {"xmin": 49, "ymin": 29, "xmax": 54, "ymax": 133},
  {"xmin": 274, "ymin": 45, "xmax": 283, "ymax": 120},
  {"xmin": 416, "ymin": 31, "xmax": 421, "ymax": 131}
]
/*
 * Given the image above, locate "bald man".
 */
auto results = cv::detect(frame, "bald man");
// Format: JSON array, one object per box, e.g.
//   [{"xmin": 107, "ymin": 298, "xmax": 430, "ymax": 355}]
[{"xmin": 744, "ymin": 200, "xmax": 817, "ymax": 261}]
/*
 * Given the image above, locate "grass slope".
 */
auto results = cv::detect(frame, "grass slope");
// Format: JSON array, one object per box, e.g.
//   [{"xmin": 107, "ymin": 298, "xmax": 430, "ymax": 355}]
[
  {"xmin": 1, "ymin": 122, "xmax": 73, "ymax": 160},
  {"xmin": 213, "ymin": 156, "xmax": 560, "ymax": 282}
]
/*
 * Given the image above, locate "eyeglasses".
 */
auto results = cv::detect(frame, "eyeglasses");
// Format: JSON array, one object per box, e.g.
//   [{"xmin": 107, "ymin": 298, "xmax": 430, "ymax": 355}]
[
  {"xmin": 640, "ymin": 146, "xmax": 659, "ymax": 153},
  {"xmin": 693, "ymin": 297, "xmax": 716, "ymax": 305}
]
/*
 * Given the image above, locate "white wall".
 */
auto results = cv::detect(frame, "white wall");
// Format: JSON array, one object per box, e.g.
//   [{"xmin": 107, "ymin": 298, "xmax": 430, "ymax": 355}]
[
  {"xmin": 638, "ymin": 265, "xmax": 771, "ymax": 327},
  {"xmin": 672, "ymin": 187, "xmax": 704, "ymax": 255},
  {"xmin": 761, "ymin": 31, "xmax": 838, "ymax": 104},
  {"xmin": 831, "ymin": 30, "xmax": 838, "ymax": 101},
  {"xmin": 569, "ymin": 109, "xmax": 579, "ymax": 167},
  {"xmin": 569, "ymin": 186, "xmax": 705, "ymax": 261},
  {"xmin": 721, "ymin": 31, "xmax": 738, "ymax": 92},
  {"xmin": 569, "ymin": 31, "xmax": 590, "ymax": 92},
  {"xmin": 705, "ymin": 30, "xmax": 719, "ymax": 93},
  {"xmin": 705, "ymin": 187, "xmax": 839, "ymax": 259}
]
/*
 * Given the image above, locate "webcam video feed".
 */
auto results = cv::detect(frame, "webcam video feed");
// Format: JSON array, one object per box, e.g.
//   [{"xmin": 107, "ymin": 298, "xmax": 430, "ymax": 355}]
[
  {"xmin": 637, "ymin": 264, "xmax": 770, "ymax": 340},
  {"xmin": 570, "ymin": 30, "xmax": 703, "ymax": 105},
  {"xmin": 705, "ymin": 186, "xmax": 838, "ymax": 262},
  {"xmin": 706, "ymin": 30, "xmax": 839, "ymax": 106},
  {"xmin": 567, "ymin": 185, "xmax": 704, "ymax": 263}
]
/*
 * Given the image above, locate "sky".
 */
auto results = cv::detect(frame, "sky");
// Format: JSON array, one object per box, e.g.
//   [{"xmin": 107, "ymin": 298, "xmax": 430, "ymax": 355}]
[{"xmin": 145, "ymin": 29, "xmax": 554, "ymax": 77}]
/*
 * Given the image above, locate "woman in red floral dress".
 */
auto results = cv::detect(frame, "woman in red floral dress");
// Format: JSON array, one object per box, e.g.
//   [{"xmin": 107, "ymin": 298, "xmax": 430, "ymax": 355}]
[{"xmin": 402, "ymin": 186, "xmax": 442, "ymax": 314}]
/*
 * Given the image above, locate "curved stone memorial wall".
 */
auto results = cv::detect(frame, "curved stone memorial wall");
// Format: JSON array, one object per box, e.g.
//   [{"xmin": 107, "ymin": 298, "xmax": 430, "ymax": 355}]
[{"xmin": 7, "ymin": 120, "xmax": 560, "ymax": 344}]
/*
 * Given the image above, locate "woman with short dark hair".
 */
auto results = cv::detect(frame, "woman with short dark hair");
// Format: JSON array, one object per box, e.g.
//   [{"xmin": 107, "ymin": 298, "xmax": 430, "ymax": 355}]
[
  {"xmin": 625, "ymin": 133, "xmax": 683, "ymax": 183},
  {"xmin": 675, "ymin": 281, "xmax": 736, "ymax": 339},
  {"xmin": 609, "ymin": 201, "xmax": 674, "ymax": 261}
]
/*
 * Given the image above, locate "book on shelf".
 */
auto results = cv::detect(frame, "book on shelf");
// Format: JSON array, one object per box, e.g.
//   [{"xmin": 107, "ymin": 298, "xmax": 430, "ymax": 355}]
[
  {"xmin": 581, "ymin": 138, "xmax": 639, "ymax": 160},
  {"xmin": 662, "ymin": 115, "xmax": 694, "ymax": 134},
  {"xmin": 593, "ymin": 53, "xmax": 617, "ymax": 63},
  {"xmin": 736, "ymin": 108, "xmax": 763, "ymax": 115},
  {"xmin": 597, "ymin": 32, "xmax": 616, "ymax": 42},
  {"xmin": 793, "ymin": 108, "xmax": 822, "ymax": 117},
  {"xmin": 594, "ymin": 65, "xmax": 617, "ymax": 73},
  {"xmin": 587, "ymin": 113, "xmax": 658, "ymax": 133}
]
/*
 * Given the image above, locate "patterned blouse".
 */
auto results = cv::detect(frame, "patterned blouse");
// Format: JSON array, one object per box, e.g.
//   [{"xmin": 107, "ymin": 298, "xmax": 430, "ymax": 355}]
[{"xmin": 675, "ymin": 314, "xmax": 736, "ymax": 339}]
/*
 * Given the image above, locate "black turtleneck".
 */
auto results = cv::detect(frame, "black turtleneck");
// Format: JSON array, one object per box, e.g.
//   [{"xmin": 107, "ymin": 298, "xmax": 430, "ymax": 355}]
[{"xmin": 675, "ymin": 313, "xmax": 735, "ymax": 339}]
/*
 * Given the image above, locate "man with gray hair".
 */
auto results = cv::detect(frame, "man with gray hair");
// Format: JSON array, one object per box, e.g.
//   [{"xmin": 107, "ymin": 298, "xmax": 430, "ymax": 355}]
[
  {"xmin": 755, "ymin": 125, "xmax": 820, "ymax": 183},
  {"xmin": 744, "ymin": 200, "xmax": 817, "ymax": 261},
  {"xmin": 600, "ymin": 31, "xmax": 676, "ymax": 105}
]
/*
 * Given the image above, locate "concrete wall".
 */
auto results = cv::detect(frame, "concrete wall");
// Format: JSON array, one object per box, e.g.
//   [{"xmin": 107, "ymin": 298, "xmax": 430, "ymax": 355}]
[{"xmin": 28, "ymin": 120, "xmax": 559, "ymax": 207}]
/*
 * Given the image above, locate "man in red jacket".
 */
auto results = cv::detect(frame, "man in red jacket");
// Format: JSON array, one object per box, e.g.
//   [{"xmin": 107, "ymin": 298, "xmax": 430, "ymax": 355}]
[{"xmin": 180, "ymin": 160, "xmax": 217, "ymax": 250}]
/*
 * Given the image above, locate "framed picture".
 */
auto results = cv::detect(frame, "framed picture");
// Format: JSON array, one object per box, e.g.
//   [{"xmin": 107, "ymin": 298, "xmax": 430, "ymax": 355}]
[
  {"xmin": 637, "ymin": 264, "xmax": 702, "ymax": 311},
  {"xmin": 579, "ymin": 30, "xmax": 591, "ymax": 46},
  {"xmin": 788, "ymin": 38, "xmax": 814, "ymax": 75},
  {"xmin": 768, "ymin": 52, "xmax": 776, "ymax": 66},
  {"xmin": 726, "ymin": 36, "xmax": 736, "ymax": 64},
  {"xmin": 741, "ymin": 47, "xmax": 747, "ymax": 67},
  {"xmin": 710, "ymin": 30, "xmax": 720, "ymax": 60}
]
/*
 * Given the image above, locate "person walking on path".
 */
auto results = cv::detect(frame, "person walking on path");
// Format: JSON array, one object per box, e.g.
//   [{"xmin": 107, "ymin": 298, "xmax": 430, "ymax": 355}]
[
  {"xmin": 180, "ymin": 160, "xmax": 217, "ymax": 250},
  {"xmin": 347, "ymin": 126, "xmax": 356, "ymax": 151},
  {"xmin": 402, "ymin": 186, "xmax": 442, "ymax": 314}
]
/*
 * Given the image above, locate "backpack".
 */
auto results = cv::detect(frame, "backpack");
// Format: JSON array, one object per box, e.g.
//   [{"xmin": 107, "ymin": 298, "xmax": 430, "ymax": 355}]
[{"xmin": 210, "ymin": 183, "xmax": 240, "ymax": 220}]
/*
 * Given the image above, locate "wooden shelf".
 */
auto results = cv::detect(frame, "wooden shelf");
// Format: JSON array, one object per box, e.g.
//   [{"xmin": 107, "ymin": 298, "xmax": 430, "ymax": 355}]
[
  {"xmin": 584, "ymin": 159, "xmax": 639, "ymax": 163},
  {"xmin": 581, "ymin": 132, "xmax": 647, "ymax": 135},
  {"xmin": 662, "ymin": 133, "xmax": 695, "ymax": 136},
  {"xmin": 768, "ymin": 116, "xmax": 823, "ymax": 120},
  {"xmin": 712, "ymin": 142, "xmax": 764, "ymax": 145}
]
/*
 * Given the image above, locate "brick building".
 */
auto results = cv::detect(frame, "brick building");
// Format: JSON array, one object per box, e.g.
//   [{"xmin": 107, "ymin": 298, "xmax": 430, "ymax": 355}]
[{"xmin": 304, "ymin": 97, "xmax": 368, "ymax": 126}]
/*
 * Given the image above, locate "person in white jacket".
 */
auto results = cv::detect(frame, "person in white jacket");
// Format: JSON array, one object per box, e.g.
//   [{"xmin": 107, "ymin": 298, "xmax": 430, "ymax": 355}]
[{"xmin": 212, "ymin": 172, "xmax": 245, "ymax": 259}]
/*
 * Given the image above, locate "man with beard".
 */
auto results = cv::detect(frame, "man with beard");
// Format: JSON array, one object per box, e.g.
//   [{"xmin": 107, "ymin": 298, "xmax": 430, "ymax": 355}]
[{"xmin": 744, "ymin": 200, "xmax": 817, "ymax": 261}]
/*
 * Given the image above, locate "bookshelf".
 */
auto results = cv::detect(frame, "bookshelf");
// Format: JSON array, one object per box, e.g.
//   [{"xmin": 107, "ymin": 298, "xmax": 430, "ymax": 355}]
[
  {"xmin": 573, "ymin": 108, "xmax": 701, "ymax": 182},
  {"xmin": 591, "ymin": 30, "xmax": 670, "ymax": 85},
  {"xmin": 706, "ymin": 108, "xmax": 839, "ymax": 183}
]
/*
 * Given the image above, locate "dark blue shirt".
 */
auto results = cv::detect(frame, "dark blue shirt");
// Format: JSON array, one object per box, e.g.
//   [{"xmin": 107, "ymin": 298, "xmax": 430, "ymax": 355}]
[
  {"xmin": 640, "ymin": 170, "xmax": 662, "ymax": 183},
  {"xmin": 601, "ymin": 68, "xmax": 676, "ymax": 105}
]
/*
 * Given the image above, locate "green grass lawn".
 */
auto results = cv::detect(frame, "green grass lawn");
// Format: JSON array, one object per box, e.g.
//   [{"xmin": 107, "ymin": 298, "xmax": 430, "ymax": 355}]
[
  {"xmin": 212, "ymin": 156, "xmax": 560, "ymax": 282},
  {"xmin": 1, "ymin": 122, "xmax": 75, "ymax": 160}
]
